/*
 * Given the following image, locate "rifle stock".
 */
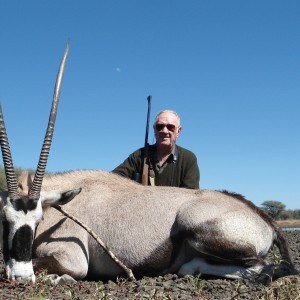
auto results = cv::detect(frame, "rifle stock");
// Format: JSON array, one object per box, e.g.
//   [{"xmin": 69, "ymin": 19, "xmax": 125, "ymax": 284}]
[{"xmin": 141, "ymin": 95, "xmax": 152, "ymax": 185}]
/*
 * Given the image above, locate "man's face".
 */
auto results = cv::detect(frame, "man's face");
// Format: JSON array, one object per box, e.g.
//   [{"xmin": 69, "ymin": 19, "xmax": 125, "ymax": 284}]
[{"xmin": 154, "ymin": 112, "xmax": 181, "ymax": 149}]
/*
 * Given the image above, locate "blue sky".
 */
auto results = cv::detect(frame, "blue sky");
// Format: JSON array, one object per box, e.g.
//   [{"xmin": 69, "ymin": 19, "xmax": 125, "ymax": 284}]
[{"xmin": 0, "ymin": 1, "xmax": 299, "ymax": 209}]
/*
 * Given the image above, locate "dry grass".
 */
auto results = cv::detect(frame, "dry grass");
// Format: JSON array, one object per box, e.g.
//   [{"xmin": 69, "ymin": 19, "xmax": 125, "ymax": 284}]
[
  {"xmin": 277, "ymin": 219, "xmax": 300, "ymax": 228},
  {"xmin": 263, "ymin": 275, "xmax": 300, "ymax": 300}
]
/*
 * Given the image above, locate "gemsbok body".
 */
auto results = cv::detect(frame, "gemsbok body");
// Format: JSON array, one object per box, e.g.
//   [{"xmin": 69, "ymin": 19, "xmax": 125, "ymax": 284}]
[{"xmin": 0, "ymin": 44, "xmax": 296, "ymax": 284}]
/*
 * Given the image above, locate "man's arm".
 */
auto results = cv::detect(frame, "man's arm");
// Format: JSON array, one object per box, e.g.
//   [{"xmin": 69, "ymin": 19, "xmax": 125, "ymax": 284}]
[
  {"xmin": 112, "ymin": 148, "xmax": 143, "ymax": 180},
  {"xmin": 181, "ymin": 159, "xmax": 200, "ymax": 189},
  {"xmin": 179, "ymin": 148, "xmax": 200, "ymax": 189}
]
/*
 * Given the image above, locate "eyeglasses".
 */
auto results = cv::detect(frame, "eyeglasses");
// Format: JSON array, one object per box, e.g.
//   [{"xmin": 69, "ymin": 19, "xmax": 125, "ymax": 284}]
[{"xmin": 155, "ymin": 123, "xmax": 177, "ymax": 132}]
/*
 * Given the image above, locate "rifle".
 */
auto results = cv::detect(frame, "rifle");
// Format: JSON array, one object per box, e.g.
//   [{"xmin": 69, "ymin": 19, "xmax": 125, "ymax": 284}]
[{"xmin": 141, "ymin": 95, "xmax": 152, "ymax": 185}]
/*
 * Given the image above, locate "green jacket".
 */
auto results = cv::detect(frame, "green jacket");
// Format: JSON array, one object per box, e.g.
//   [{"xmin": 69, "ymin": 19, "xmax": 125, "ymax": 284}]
[{"xmin": 112, "ymin": 144, "xmax": 200, "ymax": 189}]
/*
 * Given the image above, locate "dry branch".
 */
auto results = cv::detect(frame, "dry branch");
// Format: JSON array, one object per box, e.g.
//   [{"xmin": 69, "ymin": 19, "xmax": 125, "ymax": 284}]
[{"xmin": 53, "ymin": 205, "xmax": 136, "ymax": 281}]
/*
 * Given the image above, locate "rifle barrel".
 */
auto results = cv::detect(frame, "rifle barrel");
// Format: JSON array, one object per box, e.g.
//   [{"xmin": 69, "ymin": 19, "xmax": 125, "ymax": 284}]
[
  {"xmin": 144, "ymin": 95, "xmax": 152, "ymax": 148},
  {"xmin": 141, "ymin": 95, "xmax": 152, "ymax": 185}
]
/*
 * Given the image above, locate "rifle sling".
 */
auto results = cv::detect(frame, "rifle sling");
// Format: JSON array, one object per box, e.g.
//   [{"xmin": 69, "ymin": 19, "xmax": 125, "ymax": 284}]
[{"xmin": 149, "ymin": 167, "xmax": 155, "ymax": 186}]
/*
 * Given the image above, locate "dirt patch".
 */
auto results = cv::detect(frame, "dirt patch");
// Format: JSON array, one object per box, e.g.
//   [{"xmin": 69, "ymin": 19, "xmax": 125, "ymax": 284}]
[{"xmin": 0, "ymin": 231, "xmax": 299, "ymax": 299}]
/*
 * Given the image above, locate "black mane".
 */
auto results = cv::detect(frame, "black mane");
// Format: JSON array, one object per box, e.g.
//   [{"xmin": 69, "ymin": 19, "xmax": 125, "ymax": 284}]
[{"xmin": 218, "ymin": 189, "xmax": 246, "ymax": 201}]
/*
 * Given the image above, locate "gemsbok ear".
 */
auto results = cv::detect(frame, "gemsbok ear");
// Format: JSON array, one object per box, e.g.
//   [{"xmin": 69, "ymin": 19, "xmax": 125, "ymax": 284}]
[
  {"xmin": 0, "ymin": 191, "xmax": 8, "ymax": 207},
  {"xmin": 40, "ymin": 188, "xmax": 82, "ymax": 207}
]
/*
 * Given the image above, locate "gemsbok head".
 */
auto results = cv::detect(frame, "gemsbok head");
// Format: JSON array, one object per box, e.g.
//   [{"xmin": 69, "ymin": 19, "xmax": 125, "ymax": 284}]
[{"xmin": 0, "ymin": 43, "xmax": 80, "ymax": 282}]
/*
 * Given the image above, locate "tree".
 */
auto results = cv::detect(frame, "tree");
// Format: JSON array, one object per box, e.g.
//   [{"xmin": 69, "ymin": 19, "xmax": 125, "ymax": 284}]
[{"xmin": 261, "ymin": 200, "xmax": 286, "ymax": 219}]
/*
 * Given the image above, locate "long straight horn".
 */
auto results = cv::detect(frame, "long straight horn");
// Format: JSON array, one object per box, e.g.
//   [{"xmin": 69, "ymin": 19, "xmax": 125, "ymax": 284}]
[
  {"xmin": 29, "ymin": 42, "xmax": 69, "ymax": 199},
  {"xmin": 0, "ymin": 104, "xmax": 19, "ymax": 200}
]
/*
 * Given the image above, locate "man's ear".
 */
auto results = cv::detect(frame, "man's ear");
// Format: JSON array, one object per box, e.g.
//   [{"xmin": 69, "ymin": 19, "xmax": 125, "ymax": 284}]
[
  {"xmin": 40, "ymin": 188, "xmax": 82, "ymax": 207},
  {"xmin": 177, "ymin": 126, "xmax": 182, "ymax": 137}
]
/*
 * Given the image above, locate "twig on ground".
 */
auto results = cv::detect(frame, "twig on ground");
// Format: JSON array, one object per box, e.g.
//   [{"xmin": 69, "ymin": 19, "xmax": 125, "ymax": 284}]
[{"xmin": 53, "ymin": 205, "xmax": 136, "ymax": 281}]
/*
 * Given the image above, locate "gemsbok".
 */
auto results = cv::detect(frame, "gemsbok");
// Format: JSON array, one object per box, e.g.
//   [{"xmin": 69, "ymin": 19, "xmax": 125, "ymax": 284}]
[{"xmin": 0, "ymin": 44, "xmax": 296, "ymax": 284}]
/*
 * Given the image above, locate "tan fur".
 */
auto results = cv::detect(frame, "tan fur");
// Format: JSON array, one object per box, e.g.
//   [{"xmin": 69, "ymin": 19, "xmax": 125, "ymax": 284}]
[{"xmin": 24, "ymin": 170, "xmax": 294, "ymax": 281}]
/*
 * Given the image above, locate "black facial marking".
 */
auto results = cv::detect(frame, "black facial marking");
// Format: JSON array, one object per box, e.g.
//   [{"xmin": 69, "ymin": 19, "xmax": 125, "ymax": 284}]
[
  {"xmin": 11, "ymin": 225, "xmax": 33, "ymax": 262},
  {"xmin": 11, "ymin": 198, "xmax": 38, "ymax": 214}
]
